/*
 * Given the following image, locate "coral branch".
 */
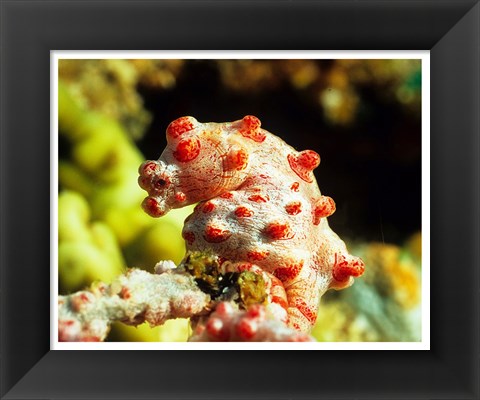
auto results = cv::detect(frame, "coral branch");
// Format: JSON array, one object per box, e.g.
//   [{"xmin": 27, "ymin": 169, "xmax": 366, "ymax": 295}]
[
  {"xmin": 58, "ymin": 267, "xmax": 210, "ymax": 342},
  {"xmin": 58, "ymin": 262, "xmax": 315, "ymax": 342}
]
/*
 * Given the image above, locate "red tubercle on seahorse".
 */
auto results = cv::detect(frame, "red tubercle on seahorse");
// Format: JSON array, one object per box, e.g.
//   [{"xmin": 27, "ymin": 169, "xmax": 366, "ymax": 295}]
[
  {"xmin": 247, "ymin": 250, "xmax": 269, "ymax": 261},
  {"xmin": 313, "ymin": 196, "xmax": 336, "ymax": 225},
  {"xmin": 291, "ymin": 298, "xmax": 317, "ymax": 325},
  {"xmin": 138, "ymin": 115, "xmax": 365, "ymax": 333},
  {"xmin": 201, "ymin": 201, "xmax": 216, "ymax": 213},
  {"xmin": 248, "ymin": 193, "xmax": 269, "ymax": 203},
  {"xmin": 173, "ymin": 137, "xmax": 201, "ymax": 162},
  {"xmin": 204, "ymin": 224, "xmax": 232, "ymax": 243},
  {"xmin": 175, "ymin": 192, "xmax": 187, "ymax": 202},
  {"xmin": 182, "ymin": 231, "xmax": 196, "ymax": 245},
  {"xmin": 234, "ymin": 206, "xmax": 254, "ymax": 218},
  {"xmin": 219, "ymin": 192, "xmax": 234, "ymax": 199},
  {"xmin": 290, "ymin": 182, "xmax": 300, "ymax": 192},
  {"xmin": 285, "ymin": 201, "xmax": 302, "ymax": 215},
  {"xmin": 141, "ymin": 197, "xmax": 165, "ymax": 217},
  {"xmin": 234, "ymin": 262, "xmax": 255, "ymax": 273},
  {"xmin": 166, "ymin": 116, "xmax": 197, "ymax": 139},
  {"xmin": 332, "ymin": 253, "xmax": 365, "ymax": 282},
  {"xmin": 239, "ymin": 115, "xmax": 266, "ymax": 143},
  {"xmin": 287, "ymin": 150, "xmax": 320, "ymax": 183},
  {"xmin": 264, "ymin": 221, "xmax": 294, "ymax": 240},
  {"xmin": 139, "ymin": 160, "xmax": 160, "ymax": 176},
  {"xmin": 223, "ymin": 147, "xmax": 249, "ymax": 171},
  {"xmin": 274, "ymin": 261, "xmax": 304, "ymax": 281}
]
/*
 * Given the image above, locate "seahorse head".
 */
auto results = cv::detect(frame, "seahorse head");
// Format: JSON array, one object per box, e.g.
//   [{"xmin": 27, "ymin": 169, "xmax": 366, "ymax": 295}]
[
  {"xmin": 138, "ymin": 159, "xmax": 182, "ymax": 217},
  {"xmin": 138, "ymin": 116, "xmax": 251, "ymax": 217}
]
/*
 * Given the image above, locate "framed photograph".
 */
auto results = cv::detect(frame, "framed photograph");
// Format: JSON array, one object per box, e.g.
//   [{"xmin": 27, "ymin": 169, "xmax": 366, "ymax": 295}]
[
  {"xmin": 53, "ymin": 52, "xmax": 427, "ymax": 351},
  {"xmin": 1, "ymin": 1, "xmax": 479, "ymax": 399}
]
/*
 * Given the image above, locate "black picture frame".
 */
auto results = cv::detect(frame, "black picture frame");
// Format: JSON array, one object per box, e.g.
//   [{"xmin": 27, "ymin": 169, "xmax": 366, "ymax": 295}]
[{"xmin": 1, "ymin": 1, "xmax": 479, "ymax": 399}]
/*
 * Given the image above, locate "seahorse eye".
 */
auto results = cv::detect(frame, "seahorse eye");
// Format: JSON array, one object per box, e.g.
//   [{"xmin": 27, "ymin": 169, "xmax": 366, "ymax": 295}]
[{"xmin": 155, "ymin": 178, "xmax": 168, "ymax": 188}]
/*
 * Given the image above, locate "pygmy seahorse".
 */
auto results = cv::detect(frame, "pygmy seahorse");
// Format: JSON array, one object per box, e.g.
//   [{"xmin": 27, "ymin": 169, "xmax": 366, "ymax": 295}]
[{"xmin": 138, "ymin": 116, "xmax": 364, "ymax": 332}]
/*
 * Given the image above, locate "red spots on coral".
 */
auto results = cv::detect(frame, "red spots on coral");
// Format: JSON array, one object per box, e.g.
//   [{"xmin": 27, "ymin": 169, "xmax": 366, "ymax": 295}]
[
  {"xmin": 92, "ymin": 282, "xmax": 108, "ymax": 295},
  {"xmin": 166, "ymin": 116, "xmax": 197, "ymax": 139},
  {"xmin": 264, "ymin": 221, "xmax": 294, "ymax": 240},
  {"xmin": 224, "ymin": 147, "xmax": 249, "ymax": 171},
  {"xmin": 215, "ymin": 301, "xmax": 234, "ymax": 317},
  {"xmin": 247, "ymin": 304, "xmax": 266, "ymax": 319},
  {"xmin": 182, "ymin": 231, "xmax": 196, "ymax": 245},
  {"xmin": 173, "ymin": 137, "xmax": 201, "ymax": 162},
  {"xmin": 142, "ymin": 197, "xmax": 165, "ymax": 217},
  {"xmin": 82, "ymin": 336, "xmax": 102, "ymax": 342},
  {"xmin": 58, "ymin": 322, "xmax": 76, "ymax": 341},
  {"xmin": 219, "ymin": 192, "xmax": 234, "ymax": 199},
  {"xmin": 235, "ymin": 303, "xmax": 273, "ymax": 339},
  {"xmin": 239, "ymin": 115, "xmax": 266, "ymax": 143},
  {"xmin": 274, "ymin": 262, "xmax": 304, "ymax": 281},
  {"xmin": 285, "ymin": 201, "xmax": 302, "ymax": 215},
  {"xmin": 175, "ymin": 192, "xmax": 187, "ymax": 202},
  {"xmin": 119, "ymin": 287, "xmax": 131, "ymax": 300},
  {"xmin": 79, "ymin": 293, "xmax": 91, "ymax": 302},
  {"xmin": 313, "ymin": 196, "xmax": 336, "ymax": 225},
  {"xmin": 201, "ymin": 201, "xmax": 215, "ymax": 213},
  {"xmin": 247, "ymin": 250, "xmax": 269, "ymax": 261},
  {"xmin": 236, "ymin": 317, "xmax": 258, "ymax": 340},
  {"xmin": 206, "ymin": 317, "xmax": 230, "ymax": 341},
  {"xmin": 292, "ymin": 298, "xmax": 317, "ymax": 325},
  {"xmin": 204, "ymin": 224, "xmax": 232, "ymax": 243},
  {"xmin": 248, "ymin": 193, "xmax": 269, "ymax": 203},
  {"xmin": 287, "ymin": 150, "xmax": 320, "ymax": 183},
  {"xmin": 234, "ymin": 206, "xmax": 254, "ymax": 218},
  {"xmin": 290, "ymin": 182, "xmax": 300, "ymax": 192},
  {"xmin": 71, "ymin": 292, "xmax": 93, "ymax": 312},
  {"xmin": 332, "ymin": 254, "xmax": 365, "ymax": 282}
]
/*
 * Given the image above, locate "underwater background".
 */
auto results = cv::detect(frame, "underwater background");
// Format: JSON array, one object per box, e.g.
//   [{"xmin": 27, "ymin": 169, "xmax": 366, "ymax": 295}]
[{"xmin": 58, "ymin": 58, "xmax": 422, "ymax": 342}]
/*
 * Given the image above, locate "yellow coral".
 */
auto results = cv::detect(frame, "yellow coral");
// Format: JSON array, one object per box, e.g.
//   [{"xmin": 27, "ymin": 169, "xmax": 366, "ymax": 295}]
[{"xmin": 363, "ymin": 243, "xmax": 421, "ymax": 310}]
